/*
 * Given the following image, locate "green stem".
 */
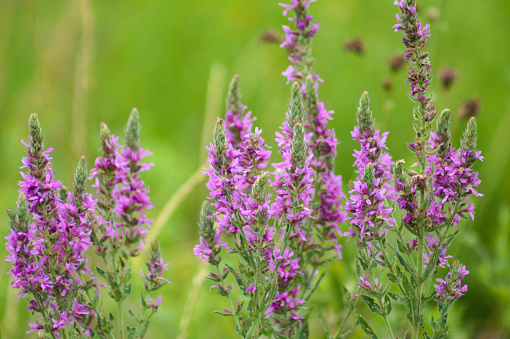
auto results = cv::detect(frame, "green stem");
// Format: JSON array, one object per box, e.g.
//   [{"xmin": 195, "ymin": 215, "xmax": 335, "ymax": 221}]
[
  {"xmin": 35, "ymin": 295, "xmax": 57, "ymax": 339},
  {"xmin": 117, "ymin": 300, "xmax": 125, "ymax": 339},
  {"xmin": 334, "ymin": 290, "xmax": 360, "ymax": 339},
  {"xmin": 134, "ymin": 291, "xmax": 152, "ymax": 338},
  {"xmin": 215, "ymin": 265, "xmax": 242, "ymax": 334},
  {"xmin": 383, "ymin": 314, "xmax": 395, "ymax": 339},
  {"xmin": 413, "ymin": 228, "xmax": 425, "ymax": 339},
  {"xmin": 370, "ymin": 274, "xmax": 395, "ymax": 339}
]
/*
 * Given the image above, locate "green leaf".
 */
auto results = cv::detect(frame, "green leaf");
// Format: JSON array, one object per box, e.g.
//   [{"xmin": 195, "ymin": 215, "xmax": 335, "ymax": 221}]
[
  {"xmin": 361, "ymin": 295, "xmax": 381, "ymax": 315},
  {"xmin": 225, "ymin": 264, "xmax": 246, "ymax": 291},
  {"xmin": 421, "ymin": 324, "xmax": 431, "ymax": 339},
  {"xmin": 387, "ymin": 292, "xmax": 405, "ymax": 303},
  {"xmin": 356, "ymin": 314, "xmax": 378, "ymax": 339},
  {"xmin": 383, "ymin": 295, "xmax": 392, "ymax": 316},
  {"xmin": 387, "ymin": 271, "xmax": 400, "ymax": 283},
  {"xmin": 305, "ymin": 272, "xmax": 325, "ymax": 301},
  {"xmin": 141, "ymin": 294, "xmax": 147, "ymax": 308},
  {"xmin": 397, "ymin": 238, "xmax": 409, "ymax": 254},
  {"xmin": 96, "ymin": 267, "xmax": 105, "ymax": 279},
  {"xmin": 124, "ymin": 282, "xmax": 132, "ymax": 297},
  {"xmin": 245, "ymin": 318, "xmax": 260, "ymax": 338},
  {"xmin": 213, "ymin": 310, "xmax": 233, "ymax": 317},
  {"xmin": 395, "ymin": 251, "xmax": 415, "ymax": 278},
  {"xmin": 422, "ymin": 249, "xmax": 438, "ymax": 282},
  {"xmin": 343, "ymin": 286, "xmax": 354, "ymax": 310},
  {"xmin": 317, "ymin": 315, "xmax": 331, "ymax": 339},
  {"xmin": 297, "ymin": 322, "xmax": 309, "ymax": 339},
  {"xmin": 205, "ymin": 275, "xmax": 220, "ymax": 283},
  {"xmin": 395, "ymin": 264, "xmax": 403, "ymax": 279},
  {"xmin": 402, "ymin": 275, "xmax": 419, "ymax": 325},
  {"xmin": 139, "ymin": 320, "xmax": 150, "ymax": 339}
]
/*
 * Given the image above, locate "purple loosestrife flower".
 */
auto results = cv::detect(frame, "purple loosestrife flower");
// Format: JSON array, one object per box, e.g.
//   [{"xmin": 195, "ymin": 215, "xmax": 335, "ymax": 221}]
[
  {"xmin": 90, "ymin": 123, "xmax": 127, "ymax": 254},
  {"xmin": 194, "ymin": 201, "xmax": 225, "ymax": 266},
  {"xmin": 281, "ymin": 0, "xmax": 347, "ymax": 271},
  {"xmin": 113, "ymin": 109, "xmax": 155, "ymax": 254},
  {"xmin": 135, "ymin": 241, "xmax": 170, "ymax": 333},
  {"xmin": 6, "ymin": 193, "xmax": 43, "ymax": 299},
  {"xmin": 434, "ymin": 260, "xmax": 469, "ymax": 304},
  {"xmin": 7, "ymin": 115, "xmax": 103, "ymax": 337},
  {"xmin": 224, "ymin": 75, "xmax": 255, "ymax": 148},
  {"xmin": 279, "ymin": 0, "xmax": 321, "ymax": 71},
  {"xmin": 345, "ymin": 93, "xmax": 396, "ymax": 244},
  {"xmin": 268, "ymin": 248, "xmax": 301, "ymax": 284},
  {"xmin": 423, "ymin": 233, "xmax": 452, "ymax": 268},
  {"xmin": 271, "ymin": 122, "xmax": 314, "ymax": 240},
  {"xmin": 265, "ymin": 286, "xmax": 306, "ymax": 327},
  {"xmin": 304, "ymin": 79, "xmax": 347, "ymax": 258},
  {"xmin": 394, "ymin": 0, "xmax": 436, "ymax": 167},
  {"xmin": 203, "ymin": 119, "xmax": 247, "ymax": 235},
  {"xmin": 89, "ymin": 111, "xmax": 165, "ymax": 338},
  {"xmin": 393, "ymin": 0, "xmax": 433, "ymax": 102},
  {"xmin": 238, "ymin": 129, "xmax": 272, "ymax": 189},
  {"xmin": 345, "ymin": 163, "xmax": 395, "ymax": 243},
  {"xmin": 425, "ymin": 115, "xmax": 483, "ymax": 227}
]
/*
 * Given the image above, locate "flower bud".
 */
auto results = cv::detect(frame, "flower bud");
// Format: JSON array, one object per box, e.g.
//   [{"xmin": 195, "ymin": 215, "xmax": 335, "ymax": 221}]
[
  {"xmin": 305, "ymin": 77, "xmax": 318, "ymax": 118},
  {"xmin": 362, "ymin": 163, "xmax": 375, "ymax": 188},
  {"xmin": 288, "ymin": 82, "xmax": 305, "ymax": 130},
  {"xmin": 125, "ymin": 108, "xmax": 141, "ymax": 151},
  {"xmin": 226, "ymin": 74, "xmax": 242, "ymax": 115},
  {"xmin": 73, "ymin": 156, "xmax": 88, "ymax": 206},
  {"xmin": 290, "ymin": 123, "xmax": 307, "ymax": 169},
  {"xmin": 356, "ymin": 91, "xmax": 375, "ymax": 135},
  {"xmin": 436, "ymin": 109, "xmax": 451, "ymax": 159}
]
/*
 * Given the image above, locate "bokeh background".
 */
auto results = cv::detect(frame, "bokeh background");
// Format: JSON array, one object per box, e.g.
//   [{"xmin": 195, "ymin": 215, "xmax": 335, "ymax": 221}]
[{"xmin": 0, "ymin": 0, "xmax": 509, "ymax": 338}]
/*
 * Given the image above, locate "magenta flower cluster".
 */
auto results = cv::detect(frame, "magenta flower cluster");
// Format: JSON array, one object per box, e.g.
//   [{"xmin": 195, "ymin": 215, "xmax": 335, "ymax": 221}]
[
  {"xmin": 196, "ymin": 2, "xmax": 347, "ymax": 336},
  {"xmin": 7, "ymin": 128, "xmax": 99, "ymax": 337},
  {"xmin": 6, "ymin": 112, "xmax": 168, "ymax": 338}
]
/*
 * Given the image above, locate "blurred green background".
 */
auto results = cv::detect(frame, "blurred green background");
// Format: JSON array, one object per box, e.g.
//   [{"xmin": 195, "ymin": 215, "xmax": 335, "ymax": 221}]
[{"xmin": 0, "ymin": 0, "xmax": 509, "ymax": 338}]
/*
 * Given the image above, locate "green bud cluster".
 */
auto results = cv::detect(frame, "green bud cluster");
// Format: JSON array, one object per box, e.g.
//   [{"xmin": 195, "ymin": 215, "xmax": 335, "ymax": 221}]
[
  {"xmin": 356, "ymin": 91, "xmax": 375, "ymax": 136},
  {"xmin": 213, "ymin": 118, "xmax": 229, "ymax": 168},
  {"xmin": 28, "ymin": 114, "xmax": 47, "ymax": 179},
  {"xmin": 460, "ymin": 117, "xmax": 478, "ymax": 168},
  {"xmin": 394, "ymin": 159, "xmax": 406, "ymax": 184},
  {"xmin": 198, "ymin": 201, "xmax": 221, "ymax": 265},
  {"xmin": 461, "ymin": 117, "xmax": 478, "ymax": 152},
  {"xmin": 305, "ymin": 77, "xmax": 318, "ymax": 118},
  {"xmin": 363, "ymin": 162, "xmax": 375, "ymax": 188},
  {"xmin": 288, "ymin": 82, "xmax": 305, "ymax": 131},
  {"xmin": 226, "ymin": 74, "xmax": 242, "ymax": 115},
  {"xmin": 72, "ymin": 157, "xmax": 88, "ymax": 207},
  {"xmin": 125, "ymin": 108, "xmax": 141, "ymax": 151},
  {"xmin": 100, "ymin": 122, "xmax": 111, "ymax": 150},
  {"xmin": 6, "ymin": 193, "xmax": 29, "ymax": 232},
  {"xmin": 436, "ymin": 109, "xmax": 451, "ymax": 159},
  {"xmin": 290, "ymin": 123, "xmax": 307, "ymax": 170},
  {"xmin": 251, "ymin": 172, "xmax": 270, "ymax": 205}
]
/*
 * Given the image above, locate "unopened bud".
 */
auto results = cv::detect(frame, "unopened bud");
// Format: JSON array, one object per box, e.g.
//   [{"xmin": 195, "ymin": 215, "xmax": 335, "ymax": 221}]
[
  {"xmin": 362, "ymin": 163, "xmax": 375, "ymax": 187},
  {"xmin": 125, "ymin": 108, "xmax": 141, "ymax": 151},
  {"xmin": 356, "ymin": 91, "xmax": 375, "ymax": 135}
]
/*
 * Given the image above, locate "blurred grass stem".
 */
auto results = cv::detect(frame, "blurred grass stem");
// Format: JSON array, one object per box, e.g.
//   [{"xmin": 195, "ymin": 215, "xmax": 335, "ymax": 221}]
[
  {"xmin": 71, "ymin": 0, "xmax": 94, "ymax": 159},
  {"xmin": 143, "ymin": 166, "xmax": 205, "ymax": 253},
  {"xmin": 177, "ymin": 61, "xmax": 226, "ymax": 339}
]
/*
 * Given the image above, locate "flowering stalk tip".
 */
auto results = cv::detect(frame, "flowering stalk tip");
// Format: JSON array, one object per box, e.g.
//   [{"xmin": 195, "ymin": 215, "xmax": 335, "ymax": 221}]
[
  {"xmin": 461, "ymin": 117, "xmax": 478, "ymax": 152},
  {"xmin": 435, "ymin": 109, "xmax": 452, "ymax": 159},
  {"xmin": 356, "ymin": 91, "xmax": 375, "ymax": 135},
  {"xmin": 227, "ymin": 75, "xmax": 242, "ymax": 115},
  {"xmin": 125, "ymin": 108, "xmax": 141, "ymax": 151}
]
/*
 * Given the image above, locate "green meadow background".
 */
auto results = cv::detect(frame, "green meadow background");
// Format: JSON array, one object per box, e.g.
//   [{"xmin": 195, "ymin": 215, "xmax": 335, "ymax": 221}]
[{"xmin": 0, "ymin": 0, "xmax": 509, "ymax": 337}]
